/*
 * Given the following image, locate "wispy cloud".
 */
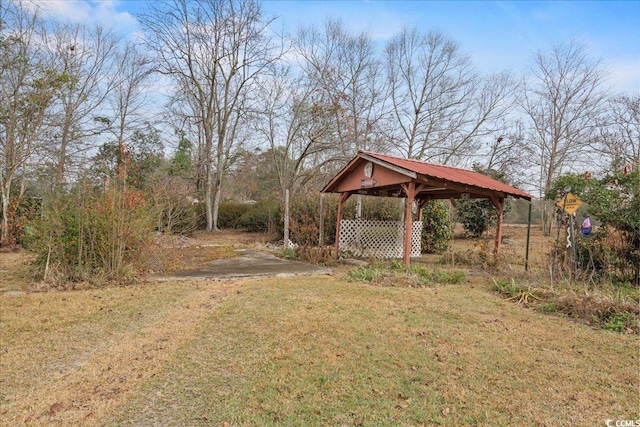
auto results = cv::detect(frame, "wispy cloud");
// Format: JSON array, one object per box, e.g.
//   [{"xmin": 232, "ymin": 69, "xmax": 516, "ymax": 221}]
[
  {"xmin": 608, "ymin": 57, "xmax": 640, "ymax": 94},
  {"xmin": 22, "ymin": 0, "xmax": 138, "ymax": 32}
]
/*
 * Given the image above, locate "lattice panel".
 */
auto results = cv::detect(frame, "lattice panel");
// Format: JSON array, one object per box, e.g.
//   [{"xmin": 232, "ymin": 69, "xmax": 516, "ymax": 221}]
[{"xmin": 339, "ymin": 220, "xmax": 422, "ymax": 258}]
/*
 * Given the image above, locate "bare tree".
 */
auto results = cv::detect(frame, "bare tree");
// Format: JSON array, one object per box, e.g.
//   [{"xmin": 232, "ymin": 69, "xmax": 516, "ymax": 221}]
[
  {"xmin": 522, "ymin": 40, "xmax": 607, "ymax": 234},
  {"xmin": 254, "ymin": 64, "xmax": 338, "ymax": 198},
  {"xmin": 44, "ymin": 22, "xmax": 121, "ymax": 188},
  {"xmin": 482, "ymin": 120, "xmax": 530, "ymax": 189},
  {"xmin": 295, "ymin": 19, "xmax": 388, "ymax": 162},
  {"xmin": 107, "ymin": 42, "xmax": 154, "ymax": 179},
  {"xmin": 385, "ymin": 27, "xmax": 516, "ymax": 166},
  {"xmin": 139, "ymin": 0, "xmax": 280, "ymax": 231},
  {"xmin": 0, "ymin": 2, "xmax": 59, "ymax": 246},
  {"xmin": 294, "ymin": 19, "xmax": 388, "ymax": 216},
  {"xmin": 595, "ymin": 94, "xmax": 639, "ymax": 170}
]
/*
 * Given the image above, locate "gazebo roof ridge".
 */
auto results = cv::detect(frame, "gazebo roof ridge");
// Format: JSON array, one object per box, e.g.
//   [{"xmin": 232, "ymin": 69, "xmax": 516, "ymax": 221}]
[
  {"xmin": 323, "ymin": 150, "xmax": 534, "ymax": 201},
  {"xmin": 359, "ymin": 150, "xmax": 480, "ymax": 173}
]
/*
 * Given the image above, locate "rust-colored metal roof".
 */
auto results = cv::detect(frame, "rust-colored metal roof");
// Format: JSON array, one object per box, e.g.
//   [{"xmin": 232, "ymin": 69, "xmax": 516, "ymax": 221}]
[{"xmin": 322, "ymin": 151, "xmax": 533, "ymax": 200}]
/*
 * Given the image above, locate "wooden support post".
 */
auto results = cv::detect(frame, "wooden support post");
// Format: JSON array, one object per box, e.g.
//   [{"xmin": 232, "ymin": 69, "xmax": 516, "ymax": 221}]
[
  {"xmin": 319, "ymin": 193, "xmax": 325, "ymax": 246},
  {"xmin": 525, "ymin": 201, "xmax": 532, "ymax": 271},
  {"xmin": 334, "ymin": 192, "xmax": 351, "ymax": 259},
  {"xmin": 402, "ymin": 183, "xmax": 417, "ymax": 266},
  {"xmin": 490, "ymin": 196, "xmax": 505, "ymax": 255},
  {"xmin": 403, "ymin": 193, "xmax": 414, "ymax": 266},
  {"xmin": 417, "ymin": 197, "xmax": 431, "ymax": 221},
  {"xmin": 284, "ymin": 189, "xmax": 290, "ymax": 249}
]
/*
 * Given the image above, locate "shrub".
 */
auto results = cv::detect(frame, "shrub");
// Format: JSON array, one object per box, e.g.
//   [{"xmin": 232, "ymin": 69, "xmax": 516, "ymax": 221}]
[
  {"xmin": 8, "ymin": 192, "xmax": 42, "ymax": 247},
  {"xmin": 421, "ymin": 201, "xmax": 453, "ymax": 253},
  {"xmin": 455, "ymin": 166, "xmax": 512, "ymax": 237},
  {"xmin": 457, "ymin": 198, "xmax": 498, "ymax": 237},
  {"xmin": 549, "ymin": 169, "xmax": 639, "ymax": 285},
  {"xmin": 289, "ymin": 195, "xmax": 323, "ymax": 246},
  {"xmin": 218, "ymin": 202, "xmax": 253, "ymax": 229},
  {"xmin": 237, "ymin": 199, "xmax": 282, "ymax": 233},
  {"xmin": 26, "ymin": 181, "xmax": 154, "ymax": 285}
]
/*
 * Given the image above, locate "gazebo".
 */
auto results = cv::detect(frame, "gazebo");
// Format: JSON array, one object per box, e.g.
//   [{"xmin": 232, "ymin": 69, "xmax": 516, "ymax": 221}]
[{"xmin": 321, "ymin": 151, "xmax": 534, "ymax": 266}]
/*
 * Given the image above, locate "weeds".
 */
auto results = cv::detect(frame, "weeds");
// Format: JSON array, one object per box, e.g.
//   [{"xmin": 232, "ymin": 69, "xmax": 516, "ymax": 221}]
[
  {"xmin": 280, "ymin": 247, "xmax": 297, "ymax": 260},
  {"xmin": 492, "ymin": 278, "xmax": 639, "ymax": 334},
  {"xmin": 346, "ymin": 265, "xmax": 384, "ymax": 283},
  {"xmin": 491, "ymin": 278, "xmax": 541, "ymax": 305},
  {"xmin": 603, "ymin": 312, "xmax": 636, "ymax": 332},
  {"xmin": 346, "ymin": 261, "xmax": 465, "ymax": 287},
  {"xmin": 296, "ymin": 246, "xmax": 335, "ymax": 265}
]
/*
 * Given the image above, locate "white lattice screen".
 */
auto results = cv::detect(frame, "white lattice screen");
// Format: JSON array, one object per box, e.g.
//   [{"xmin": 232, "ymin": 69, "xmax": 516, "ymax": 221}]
[{"xmin": 339, "ymin": 220, "xmax": 422, "ymax": 258}]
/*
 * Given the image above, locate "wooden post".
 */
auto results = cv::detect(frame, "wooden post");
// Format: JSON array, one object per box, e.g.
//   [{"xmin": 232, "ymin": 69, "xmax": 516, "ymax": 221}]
[
  {"xmin": 525, "ymin": 201, "xmax": 532, "ymax": 271},
  {"xmin": 490, "ymin": 196, "xmax": 505, "ymax": 255},
  {"xmin": 402, "ymin": 183, "xmax": 415, "ymax": 266},
  {"xmin": 319, "ymin": 193, "xmax": 325, "ymax": 246},
  {"xmin": 417, "ymin": 197, "xmax": 430, "ymax": 221},
  {"xmin": 284, "ymin": 189, "xmax": 290, "ymax": 249},
  {"xmin": 334, "ymin": 192, "xmax": 351, "ymax": 259}
]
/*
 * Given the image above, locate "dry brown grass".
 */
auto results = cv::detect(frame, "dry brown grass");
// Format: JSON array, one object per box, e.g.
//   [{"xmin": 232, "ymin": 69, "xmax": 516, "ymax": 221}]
[
  {"xmin": 1, "ymin": 227, "xmax": 638, "ymax": 426},
  {"xmin": 0, "ymin": 280, "xmax": 241, "ymax": 426},
  {"xmin": 0, "ymin": 252, "xmax": 37, "ymax": 292},
  {"xmin": 1, "ymin": 274, "xmax": 638, "ymax": 426},
  {"xmin": 439, "ymin": 224, "xmax": 554, "ymax": 275}
]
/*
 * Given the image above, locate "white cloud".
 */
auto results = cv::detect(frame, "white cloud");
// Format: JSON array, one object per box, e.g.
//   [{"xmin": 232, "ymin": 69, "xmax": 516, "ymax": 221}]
[{"xmin": 22, "ymin": 0, "xmax": 138, "ymax": 33}]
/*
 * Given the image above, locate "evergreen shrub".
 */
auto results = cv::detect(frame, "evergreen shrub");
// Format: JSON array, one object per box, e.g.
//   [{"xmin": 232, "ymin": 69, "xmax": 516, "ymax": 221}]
[{"xmin": 421, "ymin": 201, "xmax": 453, "ymax": 253}]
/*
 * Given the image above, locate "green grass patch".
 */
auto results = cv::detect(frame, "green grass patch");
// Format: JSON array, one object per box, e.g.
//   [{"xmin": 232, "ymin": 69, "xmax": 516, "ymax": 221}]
[
  {"xmin": 346, "ymin": 261, "xmax": 465, "ymax": 287},
  {"xmin": 603, "ymin": 312, "xmax": 637, "ymax": 332}
]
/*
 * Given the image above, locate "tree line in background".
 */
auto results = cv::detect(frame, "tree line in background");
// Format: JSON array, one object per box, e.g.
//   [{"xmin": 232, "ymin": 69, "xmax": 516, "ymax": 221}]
[{"xmin": 1, "ymin": 0, "xmax": 638, "ymax": 284}]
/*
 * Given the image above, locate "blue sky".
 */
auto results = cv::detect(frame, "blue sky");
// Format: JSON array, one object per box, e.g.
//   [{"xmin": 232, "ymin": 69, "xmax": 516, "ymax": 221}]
[{"xmin": 28, "ymin": 0, "xmax": 640, "ymax": 93}]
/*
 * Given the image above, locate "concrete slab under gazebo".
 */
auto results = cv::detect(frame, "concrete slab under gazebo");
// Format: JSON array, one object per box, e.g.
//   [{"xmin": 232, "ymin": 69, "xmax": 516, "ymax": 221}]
[{"xmin": 321, "ymin": 151, "xmax": 534, "ymax": 266}]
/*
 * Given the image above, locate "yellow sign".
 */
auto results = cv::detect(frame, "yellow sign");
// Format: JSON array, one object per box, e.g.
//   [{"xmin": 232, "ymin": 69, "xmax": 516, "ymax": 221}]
[{"xmin": 556, "ymin": 192, "xmax": 583, "ymax": 215}]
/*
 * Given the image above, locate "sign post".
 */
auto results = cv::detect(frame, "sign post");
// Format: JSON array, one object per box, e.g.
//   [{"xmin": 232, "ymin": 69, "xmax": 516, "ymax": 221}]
[{"xmin": 556, "ymin": 192, "xmax": 583, "ymax": 279}]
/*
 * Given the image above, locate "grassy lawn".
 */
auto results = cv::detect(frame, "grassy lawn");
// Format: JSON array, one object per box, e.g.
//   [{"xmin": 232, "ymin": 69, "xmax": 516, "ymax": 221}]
[{"xmin": 1, "ymin": 273, "xmax": 637, "ymax": 426}]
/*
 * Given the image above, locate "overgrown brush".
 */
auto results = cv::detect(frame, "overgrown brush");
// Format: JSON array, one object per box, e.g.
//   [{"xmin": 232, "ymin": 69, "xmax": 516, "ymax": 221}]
[
  {"xmin": 218, "ymin": 200, "xmax": 281, "ymax": 233},
  {"xmin": 556, "ymin": 290, "xmax": 639, "ymax": 332},
  {"xmin": 491, "ymin": 278, "xmax": 639, "ymax": 334},
  {"xmin": 24, "ymin": 181, "xmax": 154, "ymax": 286},
  {"xmin": 294, "ymin": 246, "xmax": 335, "ymax": 265},
  {"xmin": 548, "ymin": 170, "xmax": 639, "ymax": 285}
]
